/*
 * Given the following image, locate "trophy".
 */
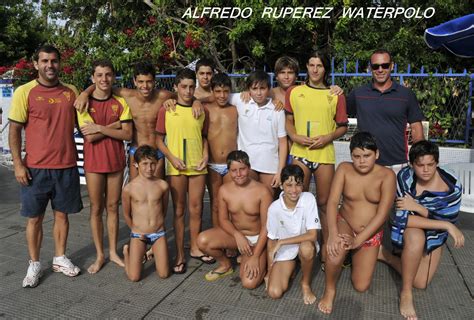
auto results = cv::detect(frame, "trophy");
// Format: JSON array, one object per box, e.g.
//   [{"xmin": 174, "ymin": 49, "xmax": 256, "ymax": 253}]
[
  {"xmin": 183, "ymin": 138, "xmax": 201, "ymax": 169},
  {"xmin": 306, "ymin": 121, "xmax": 320, "ymax": 137}
]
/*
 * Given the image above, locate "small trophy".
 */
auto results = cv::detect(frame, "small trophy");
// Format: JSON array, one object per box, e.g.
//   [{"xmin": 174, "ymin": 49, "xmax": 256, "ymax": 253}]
[
  {"xmin": 306, "ymin": 121, "xmax": 320, "ymax": 137},
  {"xmin": 183, "ymin": 138, "xmax": 201, "ymax": 169}
]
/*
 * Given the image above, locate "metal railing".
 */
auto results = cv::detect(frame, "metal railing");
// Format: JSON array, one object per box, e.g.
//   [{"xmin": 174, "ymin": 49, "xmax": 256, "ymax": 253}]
[{"xmin": 155, "ymin": 60, "xmax": 472, "ymax": 145}]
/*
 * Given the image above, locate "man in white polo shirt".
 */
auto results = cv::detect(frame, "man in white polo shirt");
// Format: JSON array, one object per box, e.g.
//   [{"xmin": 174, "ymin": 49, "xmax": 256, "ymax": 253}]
[
  {"xmin": 266, "ymin": 164, "xmax": 320, "ymax": 305},
  {"xmin": 229, "ymin": 70, "xmax": 287, "ymax": 196}
]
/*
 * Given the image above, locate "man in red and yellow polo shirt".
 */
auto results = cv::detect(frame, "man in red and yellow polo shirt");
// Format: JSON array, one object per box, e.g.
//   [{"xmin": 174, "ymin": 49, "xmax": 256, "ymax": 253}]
[{"xmin": 8, "ymin": 45, "xmax": 83, "ymax": 288}]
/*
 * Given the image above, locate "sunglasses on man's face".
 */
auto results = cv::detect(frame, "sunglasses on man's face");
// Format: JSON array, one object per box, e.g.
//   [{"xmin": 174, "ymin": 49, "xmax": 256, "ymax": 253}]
[{"xmin": 371, "ymin": 63, "xmax": 391, "ymax": 70}]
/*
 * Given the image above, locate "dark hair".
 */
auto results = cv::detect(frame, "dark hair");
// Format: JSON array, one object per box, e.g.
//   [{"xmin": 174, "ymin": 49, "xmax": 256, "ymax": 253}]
[
  {"xmin": 33, "ymin": 45, "xmax": 61, "ymax": 62},
  {"xmin": 91, "ymin": 59, "xmax": 115, "ymax": 75},
  {"xmin": 196, "ymin": 58, "xmax": 215, "ymax": 73},
  {"xmin": 281, "ymin": 165, "xmax": 304, "ymax": 184},
  {"xmin": 409, "ymin": 140, "xmax": 439, "ymax": 164},
  {"xmin": 350, "ymin": 132, "xmax": 378, "ymax": 152},
  {"xmin": 245, "ymin": 70, "xmax": 271, "ymax": 90},
  {"xmin": 371, "ymin": 49, "xmax": 392, "ymax": 63},
  {"xmin": 134, "ymin": 61, "xmax": 156, "ymax": 79},
  {"xmin": 211, "ymin": 73, "xmax": 231, "ymax": 90},
  {"xmin": 174, "ymin": 68, "xmax": 196, "ymax": 85},
  {"xmin": 226, "ymin": 150, "xmax": 250, "ymax": 169},
  {"xmin": 275, "ymin": 56, "xmax": 299, "ymax": 75},
  {"xmin": 134, "ymin": 145, "xmax": 159, "ymax": 163},
  {"xmin": 306, "ymin": 50, "xmax": 330, "ymax": 86}
]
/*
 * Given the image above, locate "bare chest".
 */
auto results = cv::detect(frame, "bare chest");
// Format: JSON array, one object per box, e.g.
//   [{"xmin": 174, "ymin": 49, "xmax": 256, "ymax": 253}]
[
  {"xmin": 209, "ymin": 109, "xmax": 238, "ymax": 131},
  {"xmin": 225, "ymin": 190, "xmax": 261, "ymax": 216},
  {"xmin": 343, "ymin": 176, "xmax": 383, "ymax": 204}
]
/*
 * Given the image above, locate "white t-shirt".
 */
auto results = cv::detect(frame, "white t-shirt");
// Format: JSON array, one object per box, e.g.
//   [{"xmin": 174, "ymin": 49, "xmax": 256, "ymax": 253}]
[
  {"xmin": 267, "ymin": 191, "xmax": 321, "ymax": 261},
  {"xmin": 230, "ymin": 94, "xmax": 286, "ymax": 174}
]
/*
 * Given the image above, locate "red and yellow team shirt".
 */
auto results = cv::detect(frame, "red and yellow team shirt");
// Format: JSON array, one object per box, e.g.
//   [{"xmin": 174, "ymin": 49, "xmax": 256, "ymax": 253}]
[
  {"xmin": 285, "ymin": 84, "xmax": 348, "ymax": 164},
  {"xmin": 8, "ymin": 80, "xmax": 79, "ymax": 169},
  {"xmin": 77, "ymin": 95, "xmax": 132, "ymax": 173},
  {"xmin": 155, "ymin": 104, "xmax": 209, "ymax": 176}
]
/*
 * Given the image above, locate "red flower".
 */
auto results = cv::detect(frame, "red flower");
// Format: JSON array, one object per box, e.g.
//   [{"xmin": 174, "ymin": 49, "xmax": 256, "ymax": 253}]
[
  {"xmin": 62, "ymin": 66, "xmax": 74, "ymax": 74},
  {"xmin": 147, "ymin": 16, "xmax": 157, "ymax": 25},
  {"xmin": 163, "ymin": 36, "xmax": 173, "ymax": 49},
  {"xmin": 61, "ymin": 49, "xmax": 75, "ymax": 60},
  {"xmin": 184, "ymin": 33, "xmax": 200, "ymax": 49},
  {"xmin": 0, "ymin": 66, "xmax": 10, "ymax": 74},
  {"xmin": 196, "ymin": 18, "xmax": 207, "ymax": 26},
  {"xmin": 15, "ymin": 58, "xmax": 28, "ymax": 69},
  {"xmin": 124, "ymin": 28, "xmax": 134, "ymax": 37},
  {"xmin": 429, "ymin": 122, "xmax": 445, "ymax": 137}
]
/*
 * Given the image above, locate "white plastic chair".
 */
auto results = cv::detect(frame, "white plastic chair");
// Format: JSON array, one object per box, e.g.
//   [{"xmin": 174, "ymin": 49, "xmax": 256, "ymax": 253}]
[{"xmin": 443, "ymin": 163, "xmax": 474, "ymax": 213}]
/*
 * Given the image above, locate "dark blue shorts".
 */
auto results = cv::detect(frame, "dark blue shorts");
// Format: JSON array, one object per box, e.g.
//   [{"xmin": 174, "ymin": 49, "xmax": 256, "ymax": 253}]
[{"xmin": 20, "ymin": 167, "xmax": 83, "ymax": 217}]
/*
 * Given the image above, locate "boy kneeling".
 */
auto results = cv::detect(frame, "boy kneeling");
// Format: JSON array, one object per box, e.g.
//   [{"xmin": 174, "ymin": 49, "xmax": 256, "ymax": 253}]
[
  {"xmin": 266, "ymin": 165, "xmax": 321, "ymax": 304},
  {"xmin": 318, "ymin": 132, "xmax": 396, "ymax": 314},
  {"xmin": 122, "ymin": 145, "xmax": 170, "ymax": 281},
  {"xmin": 380, "ymin": 140, "xmax": 464, "ymax": 320}
]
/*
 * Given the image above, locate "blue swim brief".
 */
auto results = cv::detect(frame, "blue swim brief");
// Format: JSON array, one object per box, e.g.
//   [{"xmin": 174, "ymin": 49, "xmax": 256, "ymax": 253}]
[
  {"xmin": 130, "ymin": 230, "xmax": 166, "ymax": 245},
  {"xmin": 20, "ymin": 167, "xmax": 83, "ymax": 217},
  {"xmin": 129, "ymin": 146, "xmax": 164, "ymax": 160},
  {"xmin": 208, "ymin": 163, "xmax": 229, "ymax": 177}
]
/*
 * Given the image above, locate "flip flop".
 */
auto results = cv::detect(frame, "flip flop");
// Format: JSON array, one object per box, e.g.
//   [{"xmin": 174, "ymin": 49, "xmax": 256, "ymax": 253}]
[
  {"xmin": 204, "ymin": 268, "xmax": 233, "ymax": 281},
  {"xmin": 190, "ymin": 254, "xmax": 216, "ymax": 264},
  {"xmin": 172, "ymin": 262, "xmax": 187, "ymax": 274}
]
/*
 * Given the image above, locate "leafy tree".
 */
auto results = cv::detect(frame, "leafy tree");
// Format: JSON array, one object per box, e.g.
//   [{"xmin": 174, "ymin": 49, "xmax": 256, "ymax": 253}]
[
  {"xmin": 0, "ymin": 1, "xmax": 48, "ymax": 66},
  {"xmin": 43, "ymin": 0, "xmax": 339, "ymax": 87},
  {"xmin": 332, "ymin": 0, "xmax": 474, "ymax": 72},
  {"xmin": 20, "ymin": 0, "xmax": 473, "ymax": 90}
]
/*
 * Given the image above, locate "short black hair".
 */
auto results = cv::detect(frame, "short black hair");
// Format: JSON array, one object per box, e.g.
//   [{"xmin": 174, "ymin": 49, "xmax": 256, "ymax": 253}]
[
  {"xmin": 134, "ymin": 145, "xmax": 158, "ymax": 163},
  {"xmin": 371, "ymin": 49, "xmax": 392, "ymax": 63},
  {"xmin": 409, "ymin": 140, "xmax": 439, "ymax": 164},
  {"xmin": 91, "ymin": 59, "xmax": 115, "ymax": 75},
  {"xmin": 196, "ymin": 58, "xmax": 215, "ymax": 73},
  {"xmin": 174, "ymin": 68, "xmax": 196, "ymax": 85},
  {"xmin": 306, "ymin": 50, "xmax": 330, "ymax": 86},
  {"xmin": 211, "ymin": 73, "xmax": 231, "ymax": 90},
  {"xmin": 281, "ymin": 165, "xmax": 304, "ymax": 184},
  {"xmin": 245, "ymin": 70, "xmax": 271, "ymax": 90},
  {"xmin": 134, "ymin": 61, "xmax": 156, "ymax": 79},
  {"xmin": 33, "ymin": 44, "xmax": 61, "ymax": 62},
  {"xmin": 226, "ymin": 150, "xmax": 250, "ymax": 169},
  {"xmin": 350, "ymin": 132, "xmax": 378, "ymax": 153}
]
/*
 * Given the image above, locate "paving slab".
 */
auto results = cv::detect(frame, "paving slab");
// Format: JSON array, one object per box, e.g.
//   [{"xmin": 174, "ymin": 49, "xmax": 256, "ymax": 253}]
[{"xmin": 0, "ymin": 166, "xmax": 473, "ymax": 319}]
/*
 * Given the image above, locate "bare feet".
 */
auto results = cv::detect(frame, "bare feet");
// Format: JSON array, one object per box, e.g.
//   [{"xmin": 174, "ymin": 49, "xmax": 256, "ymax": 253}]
[
  {"xmin": 301, "ymin": 284, "xmax": 317, "ymax": 305},
  {"xmin": 143, "ymin": 248, "xmax": 154, "ymax": 264},
  {"xmin": 318, "ymin": 289, "xmax": 335, "ymax": 314},
  {"xmin": 146, "ymin": 249, "xmax": 154, "ymax": 260},
  {"xmin": 264, "ymin": 276, "xmax": 269, "ymax": 291},
  {"xmin": 87, "ymin": 256, "xmax": 105, "ymax": 274},
  {"xmin": 400, "ymin": 291, "xmax": 418, "ymax": 320},
  {"xmin": 110, "ymin": 252, "xmax": 125, "ymax": 268}
]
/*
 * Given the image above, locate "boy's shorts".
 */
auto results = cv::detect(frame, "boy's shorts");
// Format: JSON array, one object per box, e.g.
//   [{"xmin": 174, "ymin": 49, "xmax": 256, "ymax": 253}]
[{"xmin": 20, "ymin": 167, "xmax": 83, "ymax": 217}]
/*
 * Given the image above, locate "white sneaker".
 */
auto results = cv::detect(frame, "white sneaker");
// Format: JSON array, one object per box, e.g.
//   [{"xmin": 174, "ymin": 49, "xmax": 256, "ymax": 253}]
[
  {"xmin": 52, "ymin": 255, "xmax": 80, "ymax": 277},
  {"xmin": 22, "ymin": 260, "xmax": 42, "ymax": 288}
]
